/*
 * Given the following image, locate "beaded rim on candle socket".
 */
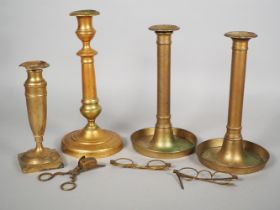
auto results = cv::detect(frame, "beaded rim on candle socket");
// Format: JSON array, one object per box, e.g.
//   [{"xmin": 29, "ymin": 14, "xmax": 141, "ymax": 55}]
[
  {"xmin": 61, "ymin": 10, "xmax": 123, "ymax": 158},
  {"xmin": 131, "ymin": 24, "xmax": 197, "ymax": 159},
  {"xmin": 196, "ymin": 31, "xmax": 269, "ymax": 174}
]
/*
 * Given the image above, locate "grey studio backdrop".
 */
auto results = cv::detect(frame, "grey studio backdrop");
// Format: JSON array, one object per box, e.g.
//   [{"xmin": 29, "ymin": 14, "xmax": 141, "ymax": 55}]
[{"xmin": 0, "ymin": 0, "xmax": 279, "ymax": 210}]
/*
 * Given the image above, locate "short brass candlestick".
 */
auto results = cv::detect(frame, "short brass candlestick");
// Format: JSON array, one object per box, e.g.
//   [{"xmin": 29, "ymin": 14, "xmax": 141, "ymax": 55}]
[
  {"xmin": 131, "ymin": 25, "xmax": 197, "ymax": 159},
  {"xmin": 18, "ymin": 61, "xmax": 64, "ymax": 173},
  {"xmin": 61, "ymin": 10, "xmax": 123, "ymax": 158},
  {"xmin": 197, "ymin": 31, "xmax": 269, "ymax": 174}
]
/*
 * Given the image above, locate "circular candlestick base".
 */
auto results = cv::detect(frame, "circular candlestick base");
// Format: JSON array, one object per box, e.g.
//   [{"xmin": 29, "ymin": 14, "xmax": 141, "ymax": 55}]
[
  {"xmin": 196, "ymin": 138, "xmax": 269, "ymax": 174},
  {"xmin": 61, "ymin": 128, "xmax": 123, "ymax": 158},
  {"xmin": 131, "ymin": 128, "xmax": 196, "ymax": 159},
  {"xmin": 18, "ymin": 148, "xmax": 64, "ymax": 173}
]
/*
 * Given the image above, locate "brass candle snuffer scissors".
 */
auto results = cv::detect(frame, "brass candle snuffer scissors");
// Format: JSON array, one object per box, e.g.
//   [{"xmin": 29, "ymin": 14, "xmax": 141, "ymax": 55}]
[
  {"xmin": 110, "ymin": 158, "xmax": 172, "ymax": 171},
  {"xmin": 173, "ymin": 167, "xmax": 238, "ymax": 189},
  {"xmin": 38, "ymin": 156, "xmax": 105, "ymax": 191}
]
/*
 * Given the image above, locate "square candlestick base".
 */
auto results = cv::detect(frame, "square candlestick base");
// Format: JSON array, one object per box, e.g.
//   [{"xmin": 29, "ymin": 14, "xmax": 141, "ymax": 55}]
[{"xmin": 18, "ymin": 148, "xmax": 64, "ymax": 173}]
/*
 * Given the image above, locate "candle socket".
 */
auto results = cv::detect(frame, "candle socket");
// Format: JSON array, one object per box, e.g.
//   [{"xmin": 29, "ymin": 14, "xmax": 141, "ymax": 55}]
[
  {"xmin": 18, "ymin": 61, "xmax": 64, "ymax": 173},
  {"xmin": 197, "ymin": 31, "xmax": 269, "ymax": 174},
  {"xmin": 61, "ymin": 10, "xmax": 123, "ymax": 158},
  {"xmin": 131, "ymin": 25, "xmax": 197, "ymax": 159}
]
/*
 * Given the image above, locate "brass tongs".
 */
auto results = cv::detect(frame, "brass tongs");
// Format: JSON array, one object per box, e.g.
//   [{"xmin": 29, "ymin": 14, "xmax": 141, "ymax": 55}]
[
  {"xmin": 173, "ymin": 167, "xmax": 238, "ymax": 189},
  {"xmin": 110, "ymin": 158, "xmax": 171, "ymax": 171}
]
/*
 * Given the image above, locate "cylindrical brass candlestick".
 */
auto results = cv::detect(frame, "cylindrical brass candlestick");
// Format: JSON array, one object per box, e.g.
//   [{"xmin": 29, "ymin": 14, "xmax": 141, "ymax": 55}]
[
  {"xmin": 61, "ymin": 10, "xmax": 123, "ymax": 158},
  {"xmin": 18, "ymin": 61, "xmax": 63, "ymax": 173},
  {"xmin": 197, "ymin": 31, "xmax": 269, "ymax": 174},
  {"xmin": 131, "ymin": 25, "xmax": 197, "ymax": 159}
]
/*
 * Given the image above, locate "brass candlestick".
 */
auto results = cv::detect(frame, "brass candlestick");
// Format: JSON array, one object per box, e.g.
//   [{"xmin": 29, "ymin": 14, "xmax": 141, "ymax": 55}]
[
  {"xmin": 197, "ymin": 31, "xmax": 269, "ymax": 174},
  {"xmin": 131, "ymin": 25, "xmax": 197, "ymax": 159},
  {"xmin": 18, "ymin": 61, "xmax": 64, "ymax": 173},
  {"xmin": 61, "ymin": 10, "xmax": 123, "ymax": 158}
]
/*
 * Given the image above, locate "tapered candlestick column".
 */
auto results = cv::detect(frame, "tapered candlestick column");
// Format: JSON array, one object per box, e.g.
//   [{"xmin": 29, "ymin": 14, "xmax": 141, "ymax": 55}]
[
  {"xmin": 61, "ymin": 10, "xmax": 123, "ymax": 158},
  {"xmin": 152, "ymin": 27, "xmax": 174, "ymax": 147},
  {"xmin": 197, "ymin": 31, "xmax": 269, "ymax": 174},
  {"xmin": 18, "ymin": 60, "xmax": 63, "ymax": 173},
  {"xmin": 219, "ymin": 33, "xmax": 251, "ymax": 162},
  {"xmin": 131, "ymin": 25, "xmax": 197, "ymax": 159}
]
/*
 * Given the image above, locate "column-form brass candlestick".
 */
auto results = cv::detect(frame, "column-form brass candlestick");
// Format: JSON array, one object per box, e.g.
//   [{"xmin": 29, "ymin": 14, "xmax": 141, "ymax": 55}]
[
  {"xmin": 18, "ymin": 61, "xmax": 64, "ymax": 173},
  {"xmin": 61, "ymin": 10, "xmax": 123, "ymax": 158},
  {"xmin": 131, "ymin": 25, "xmax": 197, "ymax": 159},
  {"xmin": 197, "ymin": 31, "xmax": 269, "ymax": 174}
]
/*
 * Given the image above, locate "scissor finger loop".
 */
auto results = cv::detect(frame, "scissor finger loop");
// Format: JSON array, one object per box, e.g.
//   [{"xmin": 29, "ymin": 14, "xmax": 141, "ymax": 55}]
[
  {"xmin": 178, "ymin": 167, "xmax": 199, "ymax": 181},
  {"xmin": 38, "ymin": 172, "xmax": 65, "ymax": 181},
  {"xmin": 146, "ymin": 160, "xmax": 171, "ymax": 170},
  {"xmin": 212, "ymin": 171, "xmax": 238, "ymax": 180},
  {"xmin": 38, "ymin": 172, "xmax": 54, "ymax": 181},
  {"xmin": 38, "ymin": 171, "xmax": 68, "ymax": 181},
  {"xmin": 196, "ymin": 169, "xmax": 213, "ymax": 180},
  {"xmin": 210, "ymin": 171, "xmax": 237, "ymax": 185},
  {"xmin": 110, "ymin": 158, "xmax": 135, "ymax": 168},
  {"xmin": 60, "ymin": 182, "xmax": 77, "ymax": 191},
  {"xmin": 179, "ymin": 167, "xmax": 199, "ymax": 174}
]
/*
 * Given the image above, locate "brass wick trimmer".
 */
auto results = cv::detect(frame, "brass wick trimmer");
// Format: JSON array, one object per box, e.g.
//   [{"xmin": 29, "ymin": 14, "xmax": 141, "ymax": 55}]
[
  {"xmin": 18, "ymin": 61, "xmax": 63, "ymax": 173},
  {"xmin": 197, "ymin": 31, "xmax": 269, "ymax": 174},
  {"xmin": 61, "ymin": 10, "xmax": 123, "ymax": 158},
  {"xmin": 131, "ymin": 25, "xmax": 197, "ymax": 159}
]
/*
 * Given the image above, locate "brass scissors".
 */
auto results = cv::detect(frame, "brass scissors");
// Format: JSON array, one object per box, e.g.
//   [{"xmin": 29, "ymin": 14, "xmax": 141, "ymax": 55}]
[
  {"xmin": 38, "ymin": 156, "xmax": 105, "ymax": 191},
  {"xmin": 110, "ymin": 158, "xmax": 171, "ymax": 170},
  {"xmin": 173, "ymin": 167, "xmax": 238, "ymax": 189}
]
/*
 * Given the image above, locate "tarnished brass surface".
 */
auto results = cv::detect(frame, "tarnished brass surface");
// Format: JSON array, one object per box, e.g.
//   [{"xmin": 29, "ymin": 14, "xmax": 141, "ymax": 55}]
[
  {"xmin": 61, "ymin": 10, "xmax": 123, "ymax": 158},
  {"xmin": 132, "ymin": 128, "xmax": 196, "ymax": 158},
  {"xmin": 110, "ymin": 158, "xmax": 171, "ymax": 170},
  {"xmin": 18, "ymin": 61, "xmax": 63, "ymax": 173},
  {"xmin": 197, "ymin": 138, "xmax": 269, "ymax": 174},
  {"xmin": 70, "ymin": 9, "xmax": 100, "ymax": 16},
  {"xmin": 131, "ymin": 25, "xmax": 197, "ymax": 159},
  {"xmin": 173, "ymin": 167, "xmax": 238, "ymax": 189},
  {"xmin": 38, "ymin": 156, "xmax": 105, "ymax": 191},
  {"xmin": 197, "ymin": 31, "xmax": 269, "ymax": 174}
]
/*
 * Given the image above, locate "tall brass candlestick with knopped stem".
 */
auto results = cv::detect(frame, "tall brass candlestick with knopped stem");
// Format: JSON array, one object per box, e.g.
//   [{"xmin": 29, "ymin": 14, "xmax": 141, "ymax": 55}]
[
  {"xmin": 131, "ymin": 25, "xmax": 197, "ymax": 159},
  {"xmin": 61, "ymin": 10, "xmax": 123, "ymax": 158},
  {"xmin": 18, "ymin": 61, "xmax": 64, "ymax": 173},
  {"xmin": 197, "ymin": 31, "xmax": 269, "ymax": 174}
]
